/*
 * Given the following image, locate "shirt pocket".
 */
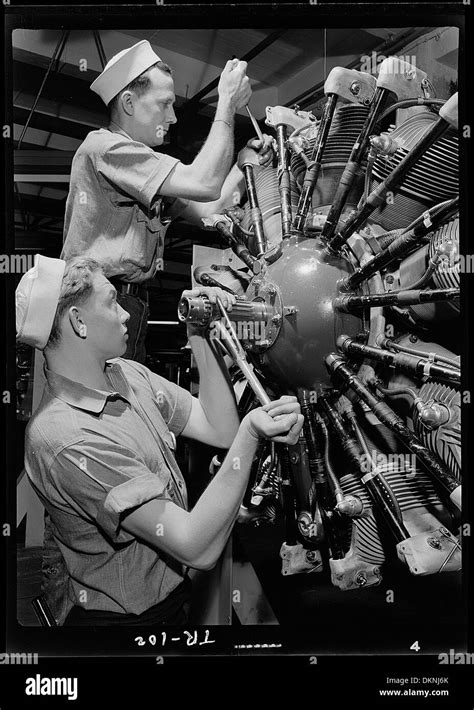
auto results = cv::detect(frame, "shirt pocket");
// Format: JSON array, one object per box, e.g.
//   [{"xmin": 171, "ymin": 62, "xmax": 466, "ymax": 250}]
[
  {"xmin": 117, "ymin": 202, "xmax": 162, "ymax": 273},
  {"xmin": 135, "ymin": 199, "xmax": 170, "ymax": 232}
]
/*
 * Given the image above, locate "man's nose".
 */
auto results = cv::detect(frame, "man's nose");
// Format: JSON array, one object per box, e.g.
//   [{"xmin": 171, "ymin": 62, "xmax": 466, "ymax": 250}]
[
  {"xmin": 168, "ymin": 106, "xmax": 177, "ymax": 124},
  {"xmin": 119, "ymin": 305, "xmax": 130, "ymax": 323}
]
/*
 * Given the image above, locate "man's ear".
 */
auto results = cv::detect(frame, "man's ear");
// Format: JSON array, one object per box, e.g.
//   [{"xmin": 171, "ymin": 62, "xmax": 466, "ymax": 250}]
[
  {"xmin": 119, "ymin": 90, "xmax": 135, "ymax": 117},
  {"xmin": 68, "ymin": 306, "xmax": 87, "ymax": 339}
]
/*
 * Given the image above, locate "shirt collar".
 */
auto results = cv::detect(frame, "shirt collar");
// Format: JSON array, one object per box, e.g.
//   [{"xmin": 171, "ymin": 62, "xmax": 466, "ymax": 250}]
[{"xmin": 45, "ymin": 361, "xmax": 131, "ymax": 414}]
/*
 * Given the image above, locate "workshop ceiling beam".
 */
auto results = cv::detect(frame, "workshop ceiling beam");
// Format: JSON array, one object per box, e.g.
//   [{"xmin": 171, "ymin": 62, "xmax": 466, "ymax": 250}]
[
  {"xmin": 14, "ymin": 106, "xmax": 93, "ymax": 141},
  {"xmin": 14, "ymin": 150, "xmax": 76, "ymax": 172},
  {"xmin": 13, "ymin": 57, "xmax": 109, "ymax": 115},
  {"xmin": 179, "ymin": 29, "xmax": 287, "ymax": 118}
]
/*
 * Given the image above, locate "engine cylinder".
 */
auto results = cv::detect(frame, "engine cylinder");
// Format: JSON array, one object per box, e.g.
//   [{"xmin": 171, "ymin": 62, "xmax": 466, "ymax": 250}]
[
  {"xmin": 369, "ymin": 111, "xmax": 458, "ymax": 230},
  {"xmin": 290, "ymin": 103, "xmax": 370, "ymax": 210},
  {"xmin": 241, "ymin": 166, "xmax": 300, "ymax": 255}
]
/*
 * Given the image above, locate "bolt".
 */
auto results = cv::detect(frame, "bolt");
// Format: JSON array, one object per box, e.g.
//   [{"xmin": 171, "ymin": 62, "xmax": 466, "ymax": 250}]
[
  {"xmin": 272, "ymin": 314, "xmax": 282, "ymax": 325},
  {"xmin": 350, "ymin": 81, "xmax": 361, "ymax": 96},
  {"xmin": 409, "ymin": 334, "xmax": 418, "ymax": 343},
  {"xmin": 427, "ymin": 536, "xmax": 442, "ymax": 549},
  {"xmin": 385, "ymin": 275, "xmax": 394, "ymax": 284},
  {"xmin": 355, "ymin": 571, "xmax": 368, "ymax": 587}
]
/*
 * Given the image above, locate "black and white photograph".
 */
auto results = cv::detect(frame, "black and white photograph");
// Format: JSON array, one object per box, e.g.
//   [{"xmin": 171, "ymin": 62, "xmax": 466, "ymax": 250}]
[{"xmin": 1, "ymin": 1, "xmax": 472, "ymax": 705}]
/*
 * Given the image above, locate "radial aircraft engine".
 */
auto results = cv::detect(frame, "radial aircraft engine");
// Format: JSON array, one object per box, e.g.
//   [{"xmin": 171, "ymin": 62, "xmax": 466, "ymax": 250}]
[{"xmin": 178, "ymin": 58, "xmax": 461, "ymax": 590}]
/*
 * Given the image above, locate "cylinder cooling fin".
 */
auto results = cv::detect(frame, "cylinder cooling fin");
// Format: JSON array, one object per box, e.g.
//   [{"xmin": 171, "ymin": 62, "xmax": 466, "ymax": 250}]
[
  {"xmin": 369, "ymin": 113, "xmax": 459, "ymax": 230},
  {"xmin": 291, "ymin": 104, "xmax": 371, "ymax": 179},
  {"xmin": 413, "ymin": 381, "xmax": 461, "ymax": 481},
  {"xmin": 240, "ymin": 167, "xmax": 300, "ymax": 253},
  {"xmin": 430, "ymin": 216, "xmax": 460, "ymax": 295},
  {"xmin": 291, "ymin": 104, "xmax": 370, "ymax": 210}
]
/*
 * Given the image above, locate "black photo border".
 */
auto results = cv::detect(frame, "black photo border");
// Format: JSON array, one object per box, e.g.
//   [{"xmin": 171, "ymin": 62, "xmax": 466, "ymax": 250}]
[{"xmin": 1, "ymin": 0, "xmax": 472, "ymax": 703}]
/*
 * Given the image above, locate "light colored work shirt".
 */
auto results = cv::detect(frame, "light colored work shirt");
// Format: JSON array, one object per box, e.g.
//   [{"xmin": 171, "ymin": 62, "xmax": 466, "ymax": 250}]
[
  {"xmin": 24, "ymin": 358, "xmax": 193, "ymax": 616},
  {"xmin": 61, "ymin": 126, "xmax": 186, "ymax": 283}
]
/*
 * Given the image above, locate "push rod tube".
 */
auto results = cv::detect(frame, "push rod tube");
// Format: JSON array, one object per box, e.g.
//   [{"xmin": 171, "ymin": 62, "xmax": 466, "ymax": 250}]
[
  {"xmin": 207, "ymin": 215, "xmax": 258, "ymax": 271},
  {"xmin": 337, "ymin": 335, "xmax": 460, "ymax": 386},
  {"xmin": 275, "ymin": 124, "xmax": 293, "ymax": 239},
  {"xmin": 318, "ymin": 394, "xmax": 410, "ymax": 542},
  {"xmin": 325, "ymin": 354, "xmax": 461, "ymax": 509},
  {"xmin": 243, "ymin": 165, "xmax": 267, "ymax": 256},
  {"xmin": 334, "ymin": 287, "xmax": 459, "ymax": 312},
  {"xmin": 339, "ymin": 197, "xmax": 459, "ymax": 291},
  {"xmin": 293, "ymin": 93, "xmax": 338, "ymax": 233},
  {"xmin": 321, "ymin": 88, "xmax": 388, "ymax": 242}
]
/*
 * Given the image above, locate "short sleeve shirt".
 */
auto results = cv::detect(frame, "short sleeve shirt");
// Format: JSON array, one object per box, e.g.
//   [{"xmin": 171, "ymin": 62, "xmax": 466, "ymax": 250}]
[
  {"xmin": 61, "ymin": 126, "xmax": 186, "ymax": 283},
  {"xmin": 24, "ymin": 359, "xmax": 193, "ymax": 616}
]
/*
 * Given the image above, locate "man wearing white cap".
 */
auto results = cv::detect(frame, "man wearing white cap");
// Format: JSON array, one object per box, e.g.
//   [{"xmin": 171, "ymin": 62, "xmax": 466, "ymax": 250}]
[
  {"xmin": 61, "ymin": 40, "xmax": 273, "ymax": 364},
  {"xmin": 17, "ymin": 255, "xmax": 303, "ymax": 625}
]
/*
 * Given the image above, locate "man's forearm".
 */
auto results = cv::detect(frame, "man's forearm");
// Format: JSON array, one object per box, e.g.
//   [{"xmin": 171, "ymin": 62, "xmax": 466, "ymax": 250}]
[
  {"xmin": 189, "ymin": 97, "xmax": 236, "ymax": 197},
  {"xmin": 181, "ymin": 164, "xmax": 245, "ymax": 226},
  {"xmin": 188, "ymin": 326, "xmax": 240, "ymax": 445},
  {"xmin": 214, "ymin": 163, "xmax": 245, "ymax": 212},
  {"xmin": 185, "ymin": 422, "xmax": 259, "ymax": 567},
  {"xmin": 121, "ymin": 419, "xmax": 259, "ymax": 570}
]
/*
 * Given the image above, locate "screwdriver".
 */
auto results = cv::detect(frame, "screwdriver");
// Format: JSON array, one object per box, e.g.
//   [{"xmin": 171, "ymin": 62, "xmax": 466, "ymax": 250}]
[
  {"xmin": 229, "ymin": 54, "xmax": 265, "ymax": 144},
  {"xmin": 245, "ymin": 105, "xmax": 265, "ymax": 144}
]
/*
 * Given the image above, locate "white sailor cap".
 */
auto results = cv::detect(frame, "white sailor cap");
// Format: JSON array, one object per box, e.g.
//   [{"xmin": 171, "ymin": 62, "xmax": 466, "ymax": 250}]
[
  {"xmin": 90, "ymin": 40, "xmax": 163, "ymax": 106},
  {"xmin": 16, "ymin": 255, "xmax": 66, "ymax": 350}
]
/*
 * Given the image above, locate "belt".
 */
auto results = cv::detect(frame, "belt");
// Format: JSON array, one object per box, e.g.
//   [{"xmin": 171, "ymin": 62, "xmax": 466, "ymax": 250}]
[{"xmin": 109, "ymin": 277, "xmax": 148, "ymax": 300}]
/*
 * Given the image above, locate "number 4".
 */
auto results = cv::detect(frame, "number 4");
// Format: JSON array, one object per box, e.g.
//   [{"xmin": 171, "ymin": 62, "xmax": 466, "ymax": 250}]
[{"xmin": 410, "ymin": 641, "xmax": 420, "ymax": 652}]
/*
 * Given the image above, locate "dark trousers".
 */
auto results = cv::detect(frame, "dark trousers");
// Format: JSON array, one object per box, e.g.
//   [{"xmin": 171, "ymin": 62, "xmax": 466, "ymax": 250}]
[
  {"xmin": 64, "ymin": 578, "xmax": 192, "ymax": 627},
  {"xmin": 117, "ymin": 292, "xmax": 149, "ymax": 364}
]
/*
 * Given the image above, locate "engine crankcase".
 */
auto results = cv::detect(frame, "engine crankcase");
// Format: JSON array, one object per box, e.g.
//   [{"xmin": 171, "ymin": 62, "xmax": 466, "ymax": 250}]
[{"xmin": 245, "ymin": 236, "xmax": 362, "ymax": 390}]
